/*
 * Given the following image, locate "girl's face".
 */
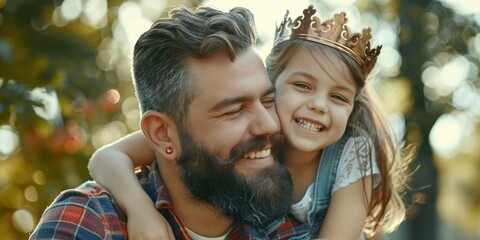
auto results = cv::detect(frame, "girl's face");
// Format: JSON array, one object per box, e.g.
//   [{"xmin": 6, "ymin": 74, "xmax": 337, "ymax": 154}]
[{"xmin": 274, "ymin": 47, "xmax": 358, "ymax": 153}]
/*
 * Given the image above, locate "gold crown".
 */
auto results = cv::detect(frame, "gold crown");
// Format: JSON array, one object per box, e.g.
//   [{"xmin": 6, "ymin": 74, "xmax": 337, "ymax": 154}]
[{"xmin": 274, "ymin": 5, "xmax": 382, "ymax": 76}]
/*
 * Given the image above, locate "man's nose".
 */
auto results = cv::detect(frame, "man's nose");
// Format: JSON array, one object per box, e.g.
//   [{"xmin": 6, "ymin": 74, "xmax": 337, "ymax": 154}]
[{"xmin": 250, "ymin": 103, "xmax": 279, "ymax": 136}]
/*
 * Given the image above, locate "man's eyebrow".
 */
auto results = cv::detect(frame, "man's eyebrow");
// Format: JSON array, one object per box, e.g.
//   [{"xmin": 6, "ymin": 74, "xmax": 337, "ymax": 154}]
[
  {"xmin": 263, "ymin": 85, "xmax": 276, "ymax": 97},
  {"xmin": 209, "ymin": 85, "xmax": 276, "ymax": 113}
]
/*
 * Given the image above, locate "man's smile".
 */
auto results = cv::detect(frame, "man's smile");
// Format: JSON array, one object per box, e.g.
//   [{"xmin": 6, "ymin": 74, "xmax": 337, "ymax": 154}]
[{"xmin": 243, "ymin": 148, "xmax": 271, "ymax": 159}]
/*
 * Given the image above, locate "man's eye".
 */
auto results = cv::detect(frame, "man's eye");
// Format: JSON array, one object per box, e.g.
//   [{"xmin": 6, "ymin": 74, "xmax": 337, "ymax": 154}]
[
  {"xmin": 224, "ymin": 107, "xmax": 243, "ymax": 117},
  {"xmin": 262, "ymin": 98, "xmax": 275, "ymax": 107}
]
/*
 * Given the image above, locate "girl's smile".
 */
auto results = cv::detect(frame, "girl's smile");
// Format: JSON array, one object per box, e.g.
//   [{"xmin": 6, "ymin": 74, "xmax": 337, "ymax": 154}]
[{"xmin": 295, "ymin": 118, "xmax": 325, "ymax": 133}]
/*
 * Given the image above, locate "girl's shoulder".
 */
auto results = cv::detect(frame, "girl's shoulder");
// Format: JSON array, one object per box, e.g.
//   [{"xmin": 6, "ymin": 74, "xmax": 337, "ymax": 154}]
[
  {"xmin": 342, "ymin": 127, "xmax": 373, "ymax": 144},
  {"xmin": 331, "ymin": 134, "xmax": 380, "ymax": 193}
]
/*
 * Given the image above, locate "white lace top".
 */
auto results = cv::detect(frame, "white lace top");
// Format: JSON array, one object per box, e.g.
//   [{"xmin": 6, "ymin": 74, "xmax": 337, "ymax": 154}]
[{"xmin": 290, "ymin": 136, "xmax": 381, "ymax": 223}]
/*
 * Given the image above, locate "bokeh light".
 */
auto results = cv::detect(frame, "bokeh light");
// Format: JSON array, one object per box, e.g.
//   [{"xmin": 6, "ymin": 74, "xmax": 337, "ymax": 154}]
[
  {"xmin": 105, "ymin": 89, "xmax": 120, "ymax": 105},
  {"xmin": 122, "ymin": 96, "xmax": 141, "ymax": 130},
  {"xmin": 60, "ymin": 0, "xmax": 82, "ymax": 21},
  {"xmin": 91, "ymin": 121, "xmax": 128, "ymax": 149},
  {"xmin": 438, "ymin": 0, "xmax": 480, "ymax": 16},
  {"xmin": 377, "ymin": 46, "xmax": 402, "ymax": 76},
  {"xmin": 0, "ymin": 126, "xmax": 19, "ymax": 160},
  {"xmin": 33, "ymin": 171, "xmax": 47, "ymax": 186},
  {"xmin": 24, "ymin": 186, "xmax": 38, "ymax": 202},
  {"xmin": 116, "ymin": 2, "xmax": 152, "ymax": 54},
  {"xmin": 429, "ymin": 112, "xmax": 474, "ymax": 158},
  {"xmin": 12, "ymin": 209, "xmax": 35, "ymax": 233},
  {"xmin": 81, "ymin": 0, "xmax": 107, "ymax": 29},
  {"xmin": 422, "ymin": 54, "xmax": 473, "ymax": 102}
]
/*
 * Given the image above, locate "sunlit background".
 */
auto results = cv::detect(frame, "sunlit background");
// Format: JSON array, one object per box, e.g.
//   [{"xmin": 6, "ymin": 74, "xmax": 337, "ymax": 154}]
[{"xmin": 0, "ymin": 0, "xmax": 479, "ymax": 239}]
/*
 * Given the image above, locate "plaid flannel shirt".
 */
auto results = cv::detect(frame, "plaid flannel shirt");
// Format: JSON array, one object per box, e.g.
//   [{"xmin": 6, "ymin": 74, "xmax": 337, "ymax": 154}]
[{"xmin": 30, "ymin": 163, "xmax": 309, "ymax": 239}]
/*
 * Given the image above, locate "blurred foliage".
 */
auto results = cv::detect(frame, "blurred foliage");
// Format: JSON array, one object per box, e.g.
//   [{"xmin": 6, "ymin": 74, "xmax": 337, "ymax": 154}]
[
  {"xmin": 0, "ymin": 0, "xmax": 479, "ymax": 239},
  {"xmin": 422, "ymin": 1, "xmax": 480, "ymax": 239},
  {"xmin": 0, "ymin": 0, "xmax": 118, "ymax": 238},
  {"xmin": 0, "ymin": 0, "xmax": 198, "ymax": 238}
]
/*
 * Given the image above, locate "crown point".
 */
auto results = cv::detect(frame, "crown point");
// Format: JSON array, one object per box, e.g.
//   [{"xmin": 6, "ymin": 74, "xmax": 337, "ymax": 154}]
[
  {"xmin": 274, "ymin": 6, "xmax": 381, "ymax": 76},
  {"xmin": 304, "ymin": 5, "xmax": 316, "ymax": 16}
]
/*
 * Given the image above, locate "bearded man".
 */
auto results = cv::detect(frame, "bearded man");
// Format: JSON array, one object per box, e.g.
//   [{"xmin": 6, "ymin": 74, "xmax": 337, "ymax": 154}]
[{"xmin": 30, "ymin": 5, "xmax": 307, "ymax": 239}]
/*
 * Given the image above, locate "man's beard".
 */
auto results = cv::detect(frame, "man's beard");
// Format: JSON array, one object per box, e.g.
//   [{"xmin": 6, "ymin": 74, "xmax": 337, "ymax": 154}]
[{"xmin": 177, "ymin": 128, "xmax": 293, "ymax": 227}]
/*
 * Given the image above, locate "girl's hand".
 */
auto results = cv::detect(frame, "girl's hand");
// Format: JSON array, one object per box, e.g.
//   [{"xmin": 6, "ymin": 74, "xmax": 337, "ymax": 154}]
[{"xmin": 127, "ymin": 206, "xmax": 175, "ymax": 240}]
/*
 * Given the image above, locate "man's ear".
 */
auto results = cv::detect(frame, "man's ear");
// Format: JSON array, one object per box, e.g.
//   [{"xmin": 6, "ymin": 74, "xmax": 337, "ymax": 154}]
[{"xmin": 140, "ymin": 110, "xmax": 179, "ymax": 161}]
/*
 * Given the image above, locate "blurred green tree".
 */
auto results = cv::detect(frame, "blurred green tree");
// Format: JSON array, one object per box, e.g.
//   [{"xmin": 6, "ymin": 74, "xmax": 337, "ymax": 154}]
[
  {"xmin": 0, "ymin": 0, "xmax": 114, "ymax": 238},
  {"xmin": 397, "ymin": 0, "xmax": 480, "ymax": 239},
  {"xmin": 397, "ymin": 0, "xmax": 438, "ymax": 239},
  {"xmin": 0, "ymin": 0, "xmax": 199, "ymax": 238}
]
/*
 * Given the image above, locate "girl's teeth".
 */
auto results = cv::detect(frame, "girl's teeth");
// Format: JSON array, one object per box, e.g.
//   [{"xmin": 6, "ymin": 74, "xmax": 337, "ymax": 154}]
[{"xmin": 297, "ymin": 119, "xmax": 322, "ymax": 132}]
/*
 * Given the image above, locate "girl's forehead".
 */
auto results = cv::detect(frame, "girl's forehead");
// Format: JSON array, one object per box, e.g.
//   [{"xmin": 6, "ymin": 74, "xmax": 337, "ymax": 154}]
[{"xmin": 288, "ymin": 47, "xmax": 355, "ymax": 79}]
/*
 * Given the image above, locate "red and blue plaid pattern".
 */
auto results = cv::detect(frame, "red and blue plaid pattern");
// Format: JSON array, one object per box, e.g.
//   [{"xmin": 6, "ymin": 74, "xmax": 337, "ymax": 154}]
[{"xmin": 30, "ymin": 164, "xmax": 309, "ymax": 239}]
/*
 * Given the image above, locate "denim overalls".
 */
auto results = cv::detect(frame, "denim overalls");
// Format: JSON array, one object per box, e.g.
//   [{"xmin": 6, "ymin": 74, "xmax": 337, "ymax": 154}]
[{"xmin": 286, "ymin": 131, "xmax": 353, "ymax": 239}]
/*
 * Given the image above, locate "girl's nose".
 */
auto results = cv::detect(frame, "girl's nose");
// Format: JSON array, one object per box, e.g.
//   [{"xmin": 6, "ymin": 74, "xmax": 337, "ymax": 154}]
[{"xmin": 307, "ymin": 96, "xmax": 328, "ymax": 113}]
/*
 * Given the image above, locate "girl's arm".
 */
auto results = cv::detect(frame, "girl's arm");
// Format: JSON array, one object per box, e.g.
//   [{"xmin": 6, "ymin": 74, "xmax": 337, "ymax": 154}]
[
  {"xmin": 88, "ymin": 130, "xmax": 174, "ymax": 240},
  {"xmin": 318, "ymin": 176, "xmax": 373, "ymax": 239},
  {"xmin": 88, "ymin": 131, "xmax": 154, "ymax": 213}
]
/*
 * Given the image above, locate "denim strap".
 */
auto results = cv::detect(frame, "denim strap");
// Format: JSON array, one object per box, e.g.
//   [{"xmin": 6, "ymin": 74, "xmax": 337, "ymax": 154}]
[{"xmin": 307, "ymin": 132, "xmax": 352, "ymax": 236}]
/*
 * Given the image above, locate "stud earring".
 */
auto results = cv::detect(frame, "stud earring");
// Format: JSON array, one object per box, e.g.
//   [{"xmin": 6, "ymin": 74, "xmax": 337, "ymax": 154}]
[{"xmin": 165, "ymin": 147, "xmax": 173, "ymax": 154}]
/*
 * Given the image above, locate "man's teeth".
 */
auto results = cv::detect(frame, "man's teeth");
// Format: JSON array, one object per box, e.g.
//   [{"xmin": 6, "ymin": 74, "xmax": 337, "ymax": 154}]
[
  {"xmin": 244, "ymin": 148, "xmax": 271, "ymax": 159},
  {"xmin": 297, "ymin": 119, "xmax": 323, "ymax": 132}
]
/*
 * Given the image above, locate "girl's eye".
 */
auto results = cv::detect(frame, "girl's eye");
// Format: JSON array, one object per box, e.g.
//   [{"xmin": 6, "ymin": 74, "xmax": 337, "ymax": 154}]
[
  {"xmin": 332, "ymin": 94, "xmax": 348, "ymax": 102},
  {"xmin": 294, "ymin": 82, "xmax": 311, "ymax": 90}
]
